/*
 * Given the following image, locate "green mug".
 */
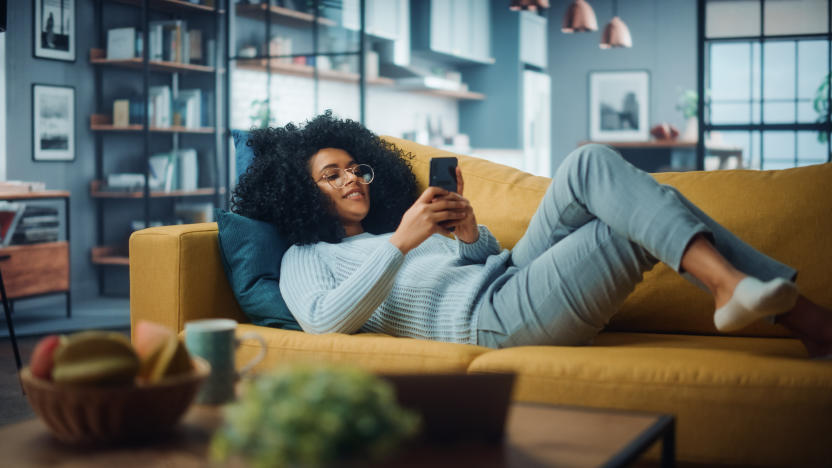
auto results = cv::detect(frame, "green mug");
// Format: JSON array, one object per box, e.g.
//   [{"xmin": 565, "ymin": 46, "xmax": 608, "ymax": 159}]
[{"xmin": 184, "ymin": 319, "xmax": 266, "ymax": 405}]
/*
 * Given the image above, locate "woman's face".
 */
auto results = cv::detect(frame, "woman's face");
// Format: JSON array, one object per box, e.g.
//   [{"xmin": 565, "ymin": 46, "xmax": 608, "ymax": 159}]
[{"xmin": 308, "ymin": 147, "xmax": 370, "ymax": 237}]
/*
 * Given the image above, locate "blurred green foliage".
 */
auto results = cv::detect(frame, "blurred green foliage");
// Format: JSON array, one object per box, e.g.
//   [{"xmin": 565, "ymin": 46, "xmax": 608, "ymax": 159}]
[{"xmin": 211, "ymin": 364, "xmax": 420, "ymax": 468}]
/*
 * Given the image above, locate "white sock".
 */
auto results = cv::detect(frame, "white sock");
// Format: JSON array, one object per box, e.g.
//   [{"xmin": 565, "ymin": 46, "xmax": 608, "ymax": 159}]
[{"xmin": 714, "ymin": 277, "xmax": 798, "ymax": 332}]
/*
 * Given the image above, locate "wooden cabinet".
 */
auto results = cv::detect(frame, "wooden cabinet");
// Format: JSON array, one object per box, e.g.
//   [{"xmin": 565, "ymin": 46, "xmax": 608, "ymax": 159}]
[
  {"xmin": 413, "ymin": 0, "xmax": 494, "ymax": 65},
  {"xmin": 0, "ymin": 191, "xmax": 71, "ymax": 316}
]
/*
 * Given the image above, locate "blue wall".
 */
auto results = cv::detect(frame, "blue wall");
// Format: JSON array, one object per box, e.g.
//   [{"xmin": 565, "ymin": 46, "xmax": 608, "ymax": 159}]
[{"xmin": 546, "ymin": 0, "xmax": 697, "ymax": 168}]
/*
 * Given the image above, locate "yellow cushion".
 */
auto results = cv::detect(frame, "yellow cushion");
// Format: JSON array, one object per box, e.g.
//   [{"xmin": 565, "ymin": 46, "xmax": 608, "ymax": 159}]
[
  {"xmin": 232, "ymin": 324, "xmax": 490, "ymax": 375},
  {"xmin": 468, "ymin": 332, "xmax": 832, "ymax": 467},
  {"xmin": 386, "ymin": 137, "xmax": 832, "ymax": 337},
  {"xmin": 384, "ymin": 136, "xmax": 550, "ymax": 250}
]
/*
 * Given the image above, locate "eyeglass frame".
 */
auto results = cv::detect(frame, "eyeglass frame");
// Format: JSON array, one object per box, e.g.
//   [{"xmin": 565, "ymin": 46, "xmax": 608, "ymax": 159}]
[{"xmin": 316, "ymin": 164, "xmax": 375, "ymax": 189}]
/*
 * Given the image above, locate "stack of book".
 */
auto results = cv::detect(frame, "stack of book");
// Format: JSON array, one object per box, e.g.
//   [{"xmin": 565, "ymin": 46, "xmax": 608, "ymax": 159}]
[
  {"xmin": 0, "ymin": 181, "xmax": 47, "ymax": 193},
  {"xmin": 173, "ymin": 88, "xmax": 201, "ymax": 128},
  {"xmin": 9, "ymin": 205, "xmax": 61, "ymax": 245},
  {"xmin": 0, "ymin": 201, "xmax": 25, "ymax": 247},
  {"xmin": 148, "ymin": 149, "xmax": 199, "ymax": 192}
]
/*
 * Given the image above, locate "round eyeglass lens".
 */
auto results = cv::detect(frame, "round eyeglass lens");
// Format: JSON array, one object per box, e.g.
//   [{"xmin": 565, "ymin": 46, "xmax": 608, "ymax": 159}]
[{"xmin": 354, "ymin": 164, "xmax": 374, "ymax": 184}]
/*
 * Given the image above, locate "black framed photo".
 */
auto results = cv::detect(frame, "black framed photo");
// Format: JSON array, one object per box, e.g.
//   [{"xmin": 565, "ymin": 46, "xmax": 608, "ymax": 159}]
[
  {"xmin": 34, "ymin": 0, "xmax": 75, "ymax": 62},
  {"xmin": 589, "ymin": 70, "xmax": 649, "ymax": 142},
  {"xmin": 32, "ymin": 84, "xmax": 75, "ymax": 162}
]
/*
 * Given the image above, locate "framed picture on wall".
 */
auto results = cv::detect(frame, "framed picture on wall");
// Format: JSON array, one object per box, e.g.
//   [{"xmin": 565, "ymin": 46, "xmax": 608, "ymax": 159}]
[
  {"xmin": 33, "ymin": 0, "xmax": 75, "ymax": 62},
  {"xmin": 589, "ymin": 70, "xmax": 649, "ymax": 142},
  {"xmin": 32, "ymin": 84, "xmax": 75, "ymax": 162}
]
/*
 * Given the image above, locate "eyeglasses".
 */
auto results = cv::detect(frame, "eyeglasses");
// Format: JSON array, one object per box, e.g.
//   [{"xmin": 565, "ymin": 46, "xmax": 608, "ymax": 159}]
[{"xmin": 317, "ymin": 164, "xmax": 374, "ymax": 189}]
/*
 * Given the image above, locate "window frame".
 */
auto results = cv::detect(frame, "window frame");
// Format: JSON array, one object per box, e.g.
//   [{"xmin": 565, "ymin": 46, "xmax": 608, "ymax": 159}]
[{"xmin": 697, "ymin": 0, "xmax": 832, "ymax": 169}]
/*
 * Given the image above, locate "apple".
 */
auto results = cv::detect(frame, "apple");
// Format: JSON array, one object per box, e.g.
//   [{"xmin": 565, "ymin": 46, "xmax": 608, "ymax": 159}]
[{"xmin": 29, "ymin": 334, "xmax": 62, "ymax": 380}]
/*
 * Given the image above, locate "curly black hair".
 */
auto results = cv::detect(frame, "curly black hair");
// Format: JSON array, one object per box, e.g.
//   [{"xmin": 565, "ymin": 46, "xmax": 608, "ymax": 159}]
[{"xmin": 231, "ymin": 111, "xmax": 419, "ymax": 245}]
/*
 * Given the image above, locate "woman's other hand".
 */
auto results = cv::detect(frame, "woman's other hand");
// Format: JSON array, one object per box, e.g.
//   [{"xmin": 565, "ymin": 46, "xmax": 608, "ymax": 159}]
[{"xmin": 390, "ymin": 186, "xmax": 468, "ymax": 254}]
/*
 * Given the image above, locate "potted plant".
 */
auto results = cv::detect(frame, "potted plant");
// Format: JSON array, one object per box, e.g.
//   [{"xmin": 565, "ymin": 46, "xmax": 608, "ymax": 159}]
[{"xmin": 813, "ymin": 72, "xmax": 831, "ymax": 144}]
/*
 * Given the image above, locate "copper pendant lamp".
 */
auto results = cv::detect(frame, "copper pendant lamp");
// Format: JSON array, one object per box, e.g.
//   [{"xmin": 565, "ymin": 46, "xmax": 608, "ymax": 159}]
[
  {"xmin": 600, "ymin": 0, "xmax": 632, "ymax": 48},
  {"xmin": 510, "ymin": 0, "xmax": 550, "ymax": 11},
  {"xmin": 561, "ymin": 0, "xmax": 598, "ymax": 33}
]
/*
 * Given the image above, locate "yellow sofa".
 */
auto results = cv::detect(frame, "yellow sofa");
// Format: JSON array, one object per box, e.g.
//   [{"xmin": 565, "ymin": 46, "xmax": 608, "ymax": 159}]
[{"xmin": 130, "ymin": 137, "xmax": 832, "ymax": 467}]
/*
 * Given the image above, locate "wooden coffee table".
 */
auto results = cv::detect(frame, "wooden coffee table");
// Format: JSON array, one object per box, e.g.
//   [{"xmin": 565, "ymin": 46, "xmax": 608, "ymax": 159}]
[{"xmin": 0, "ymin": 402, "xmax": 674, "ymax": 467}]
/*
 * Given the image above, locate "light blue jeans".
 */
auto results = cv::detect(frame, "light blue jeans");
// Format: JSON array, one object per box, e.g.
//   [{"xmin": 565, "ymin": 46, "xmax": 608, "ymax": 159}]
[{"xmin": 476, "ymin": 144, "xmax": 796, "ymax": 348}]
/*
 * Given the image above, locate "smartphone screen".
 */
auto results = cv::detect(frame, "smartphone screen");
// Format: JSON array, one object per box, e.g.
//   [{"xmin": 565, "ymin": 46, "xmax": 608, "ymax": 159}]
[{"xmin": 429, "ymin": 157, "xmax": 458, "ymax": 193}]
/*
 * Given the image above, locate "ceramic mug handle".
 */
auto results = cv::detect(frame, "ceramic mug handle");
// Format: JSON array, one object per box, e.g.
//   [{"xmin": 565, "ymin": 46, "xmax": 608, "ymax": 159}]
[{"xmin": 236, "ymin": 331, "xmax": 267, "ymax": 378}]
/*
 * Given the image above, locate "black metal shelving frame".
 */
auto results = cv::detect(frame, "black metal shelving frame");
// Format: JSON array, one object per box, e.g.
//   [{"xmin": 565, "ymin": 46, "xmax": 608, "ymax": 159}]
[
  {"xmin": 223, "ymin": 0, "xmax": 368, "ymax": 199},
  {"xmin": 696, "ymin": 0, "xmax": 832, "ymax": 170},
  {"xmin": 92, "ymin": 0, "xmax": 227, "ymax": 295}
]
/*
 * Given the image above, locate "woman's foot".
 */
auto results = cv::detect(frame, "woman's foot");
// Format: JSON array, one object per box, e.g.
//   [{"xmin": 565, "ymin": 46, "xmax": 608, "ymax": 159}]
[
  {"xmin": 776, "ymin": 296, "xmax": 832, "ymax": 359},
  {"xmin": 713, "ymin": 277, "xmax": 799, "ymax": 332}
]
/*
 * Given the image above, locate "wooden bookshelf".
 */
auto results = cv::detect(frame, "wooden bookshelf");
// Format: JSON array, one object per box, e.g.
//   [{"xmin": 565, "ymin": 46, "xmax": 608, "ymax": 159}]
[
  {"xmin": 91, "ymin": 246, "xmax": 129, "ymax": 266},
  {"xmin": 235, "ymin": 59, "xmax": 395, "ymax": 86},
  {"xmin": 408, "ymin": 88, "xmax": 486, "ymax": 101},
  {"xmin": 90, "ymin": 181, "xmax": 221, "ymax": 199},
  {"xmin": 90, "ymin": 114, "xmax": 216, "ymax": 134},
  {"xmin": 234, "ymin": 60, "xmax": 484, "ymax": 100},
  {"xmin": 0, "ymin": 190, "xmax": 70, "ymax": 200},
  {"xmin": 236, "ymin": 3, "xmax": 336, "ymax": 26},
  {"xmin": 107, "ymin": 0, "xmax": 221, "ymax": 14},
  {"xmin": 90, "ymin": 49, "xmax": 216, "ymax": 74}
]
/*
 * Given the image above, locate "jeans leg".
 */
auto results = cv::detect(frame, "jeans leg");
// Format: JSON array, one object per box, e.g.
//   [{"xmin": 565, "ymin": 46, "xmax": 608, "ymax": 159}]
[
  {"xmin": 511, "ymin": 144, "xmax": 708, "ymax": 272},
  {"xmin": 662, "ymin": 185, "xmax": 797, "ymax": 283},
  {"xmin": 478, "ymin": 220, "xmax": 658, "ymax": 348}
]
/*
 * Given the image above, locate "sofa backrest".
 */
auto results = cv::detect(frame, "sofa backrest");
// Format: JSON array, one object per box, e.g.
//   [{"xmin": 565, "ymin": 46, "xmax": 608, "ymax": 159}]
[{"xmin": 386, "ymin": 136, "xmax": 832, "ymax": 337}]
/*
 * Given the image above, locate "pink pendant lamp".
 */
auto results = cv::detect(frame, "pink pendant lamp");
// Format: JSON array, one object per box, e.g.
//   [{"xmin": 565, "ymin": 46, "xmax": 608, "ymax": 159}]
[
  {"xmin": 600, "ymin": 0, "xmax": 632, "ymax": 48},
  {"xmin": 562, "ymin": 0, "xmax": 598, "ymax": 33}
]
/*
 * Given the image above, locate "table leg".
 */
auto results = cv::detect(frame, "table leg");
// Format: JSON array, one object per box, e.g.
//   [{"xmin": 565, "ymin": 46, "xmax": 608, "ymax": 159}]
[
  {"xmin": 661, "ymin": 417, "xmax": 676, "ymax": 468},
  {"xmin": 0, "ymin": 266, "xmax": 23, "ymax": 372}
]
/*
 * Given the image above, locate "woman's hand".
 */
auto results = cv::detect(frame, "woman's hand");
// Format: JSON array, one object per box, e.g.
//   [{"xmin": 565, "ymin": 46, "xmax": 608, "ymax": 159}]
[
  {"xmin": 438, "ymin": 167, "xmax": 479, "ymax": 244},
  {"xmin": 390, "ymin": 186, "xmax": 469, "ymax": 254}
]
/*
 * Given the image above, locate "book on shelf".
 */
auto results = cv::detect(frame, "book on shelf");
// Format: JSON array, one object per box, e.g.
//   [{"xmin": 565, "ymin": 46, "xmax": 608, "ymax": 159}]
[
  {"xmin": 0, "ymin": 181, "xmax": 47, "ymax": 193},
  {"xmin": 106, "ymin": 27, "xmax": 141, "ymax": 60},
  {"xmin": 106, "ymin": 173, "xmax": 146, "ymax": 191},
  {"xmin": 0, "ymin": 201, "xmax": 25, "ymax": 247},
  {"xmin": 149, "ymin": 86, "xmax": 172, "ymax": 127},
  {"xmin": 174, "ymin": 88, "xmax": 201, "ymax": 128},
  {"xmin": 148, "ymin": 149, "xmax": 200, "ymax": 192},
  {"xmin": 113, "ymin": 99, "xmax": 130, "ymax": 127},
  {"xmin": 147, "ymin": 20, "xmax": 203, "ymax": 65},
  {"xmin": 188, "ymin": 30, "xmax": 203, "ymax": 65}
]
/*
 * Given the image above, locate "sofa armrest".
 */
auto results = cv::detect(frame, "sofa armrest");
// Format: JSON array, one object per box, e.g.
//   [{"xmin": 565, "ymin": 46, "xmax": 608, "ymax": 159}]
[{"xmin": 129, "ymin": 223, "xmax": 248, "ymax": 340}]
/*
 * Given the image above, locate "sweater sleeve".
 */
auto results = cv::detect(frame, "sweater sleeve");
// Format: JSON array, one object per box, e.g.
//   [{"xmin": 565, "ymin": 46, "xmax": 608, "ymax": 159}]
[
  {"xmin": 279, "ymin": 240, "xmax": 405, "ymax": 335},
  {"xmin": 456, "ymin": 224, "xmax": 501, "ymax": 263}
]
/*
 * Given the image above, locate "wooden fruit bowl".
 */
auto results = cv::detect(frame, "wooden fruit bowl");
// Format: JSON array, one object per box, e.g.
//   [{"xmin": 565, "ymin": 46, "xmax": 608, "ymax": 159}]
[{"xmin": 20, "ymin": 357, "xmax": 210, "ymax": 444}]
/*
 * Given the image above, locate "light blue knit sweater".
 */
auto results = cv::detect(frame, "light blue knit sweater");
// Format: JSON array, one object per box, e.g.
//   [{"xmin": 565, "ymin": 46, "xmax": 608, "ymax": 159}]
[{"xmin": 279, "ymin": 225, "xmax": 510, "ymax": 344}]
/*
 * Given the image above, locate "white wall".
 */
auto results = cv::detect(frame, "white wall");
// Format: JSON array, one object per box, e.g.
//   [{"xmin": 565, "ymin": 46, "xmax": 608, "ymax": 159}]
[
  {"xmin": 231, "ymin": 70, "xmax": 459, "ymax": 139},
  {"xmin": 0, "ymin": 32, "xmax": 5, "ymax": 181}
]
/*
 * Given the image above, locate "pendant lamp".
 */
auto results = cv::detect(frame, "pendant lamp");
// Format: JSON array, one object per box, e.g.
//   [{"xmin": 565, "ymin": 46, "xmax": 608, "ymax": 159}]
[
  {"xmin": 510, "ymin": 0, "xmax": 550, "ymax": 11},
  {"xmin": 562, "ymin": 0, "xmax": 598, "ymax": 33},
  {"xmin": 600, "ymin": 0, "xmax": 632, "ymax": 48}
]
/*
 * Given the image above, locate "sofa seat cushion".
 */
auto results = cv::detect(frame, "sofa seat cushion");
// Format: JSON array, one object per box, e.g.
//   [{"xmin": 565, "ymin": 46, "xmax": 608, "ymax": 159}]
[
  {"xmin": 468, "ymin": 331, "xmax": 832, "ymax": 467},
  {"xmin": 233, "ymin": 324, "xmax": 491, "ymax": 375}
]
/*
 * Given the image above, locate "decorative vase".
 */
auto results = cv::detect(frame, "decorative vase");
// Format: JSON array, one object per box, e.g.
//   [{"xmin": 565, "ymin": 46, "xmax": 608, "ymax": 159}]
[{"xmin": 681, "ymin": 116, "xmax": 698, "ymax": 142}]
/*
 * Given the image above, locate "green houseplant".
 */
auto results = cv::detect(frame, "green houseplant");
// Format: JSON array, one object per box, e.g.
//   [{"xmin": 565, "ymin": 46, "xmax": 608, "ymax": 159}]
[
  {"xmin": 211, "ymin": 364, "xmax": 420, "ymax": 468},
  {"xmin": 814, "ymin": 72, "xmax": 831, "ymax": 143}
]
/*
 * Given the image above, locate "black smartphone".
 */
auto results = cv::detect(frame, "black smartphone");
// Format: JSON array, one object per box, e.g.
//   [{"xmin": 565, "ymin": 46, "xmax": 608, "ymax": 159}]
[{"xmin": 429, "ymin": 157, "xmax": 458, "ymax": 193}]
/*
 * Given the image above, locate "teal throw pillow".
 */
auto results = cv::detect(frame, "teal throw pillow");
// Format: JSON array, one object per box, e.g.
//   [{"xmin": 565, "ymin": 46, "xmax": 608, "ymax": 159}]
[
  {"xmin": 232, "ymin": 129, "xmax": 255, "ymax": 182},
  {"xmin": 216, "ymin": 209, "xmax": 301, "ymax": 330}
]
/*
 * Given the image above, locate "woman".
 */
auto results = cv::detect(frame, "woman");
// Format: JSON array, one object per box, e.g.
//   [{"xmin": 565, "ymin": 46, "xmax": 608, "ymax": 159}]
[{"xmin": 233, "ymin": 112, "xmax": 832, "ymax": 357}]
